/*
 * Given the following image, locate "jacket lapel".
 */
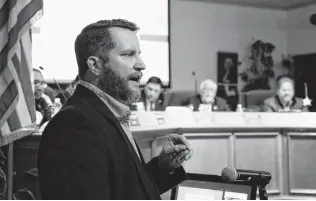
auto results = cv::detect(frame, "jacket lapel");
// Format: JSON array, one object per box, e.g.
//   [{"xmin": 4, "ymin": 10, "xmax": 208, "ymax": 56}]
[{"xmin": 74, "ymin": 86, "xmax": 160, "ymax": 199}]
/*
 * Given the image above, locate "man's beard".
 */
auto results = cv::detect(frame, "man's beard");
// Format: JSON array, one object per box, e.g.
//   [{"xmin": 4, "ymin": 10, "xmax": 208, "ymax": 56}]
[
  {"xmin": 202, "ymin": 95, "xmax": 214, "ymax": 104},
  {"xmin": 98, "ymin": 67, "xmax": 140, "ymax": 106}
]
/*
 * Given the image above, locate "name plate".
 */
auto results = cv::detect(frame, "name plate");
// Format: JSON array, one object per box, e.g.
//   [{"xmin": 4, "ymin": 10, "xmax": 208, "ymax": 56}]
[
  {"xmin": 211, "ymin": 112, "xmax": 244, "ymax": 126},
  {"xmin": 165, "ymin": 107, "xmax": 196, "ymax": 126},
  {"xmin": 129, "ymin": 113, "xmax": 141, "ymax": 127},
  {"xmin": 129, "ymin": 112, "xmax": 166, "ymax": 127},
  {"xmin": 193, "ymin": 112, "xmax": 213, "ymax": 125}
]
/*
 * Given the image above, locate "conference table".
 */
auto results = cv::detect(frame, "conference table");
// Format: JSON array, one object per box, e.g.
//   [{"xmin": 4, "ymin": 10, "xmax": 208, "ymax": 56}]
[{"xmin": 14, "ymin": 111, "xmax": 316, "ymax": 199}]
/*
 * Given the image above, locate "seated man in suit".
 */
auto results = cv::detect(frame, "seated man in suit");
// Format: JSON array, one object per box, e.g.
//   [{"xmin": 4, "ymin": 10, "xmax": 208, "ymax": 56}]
[
  {"xmin": 33, "ymin": 68, "xmax": 53, "ymax": 126},
  {"xmin": 263, "ymin": 76, "xmax": 309, "ymax": 112},
  {"xmin": 133, "ymin": 76, "xmax": 166, "ymax": 111},
  {"xmin": 182, "ymin": 79, "xmax": 230, "ymax": 111}
]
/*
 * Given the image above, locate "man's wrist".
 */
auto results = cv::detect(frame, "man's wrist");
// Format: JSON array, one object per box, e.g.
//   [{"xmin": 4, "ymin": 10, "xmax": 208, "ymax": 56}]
[{"xmin": 158, "ymin": 157, "xmax": 175, "ymax": 175}]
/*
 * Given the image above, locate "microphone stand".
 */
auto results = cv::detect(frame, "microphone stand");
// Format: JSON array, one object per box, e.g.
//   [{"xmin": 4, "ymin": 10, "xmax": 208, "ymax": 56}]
[
  {"xmin": 39, "ymin": 66, "xmax": 67, "ymax": 101},
  {"xmin": 257, "ymin": 173, "xmax": 270, "ymax": 200},
  {"xmin": 192, "ymin": 71, "xmax": 198, "ymax": 111},
  {"xmin": 258, "ymin": 182, "xmax": 268, "ymax": 200}
]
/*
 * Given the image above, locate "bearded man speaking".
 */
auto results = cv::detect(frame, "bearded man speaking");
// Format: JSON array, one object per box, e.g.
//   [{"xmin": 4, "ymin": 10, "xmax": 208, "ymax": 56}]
[{"xmin": 37, "ymin": 19, "xmax": 193, "ymax": 200}]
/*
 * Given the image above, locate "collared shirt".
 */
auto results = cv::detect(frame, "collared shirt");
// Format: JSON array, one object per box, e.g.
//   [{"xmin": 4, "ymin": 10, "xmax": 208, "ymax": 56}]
[
  {"xmin": 275, "ymin": 96, "xmax": 295, "ymax": 112},
  {"xmin": 145, "ymin": 99, "xmax": 155, "ymax": 111},
  {"xmin": 79, "ymin": 80, "xmax": 140, "ymax": 160}
]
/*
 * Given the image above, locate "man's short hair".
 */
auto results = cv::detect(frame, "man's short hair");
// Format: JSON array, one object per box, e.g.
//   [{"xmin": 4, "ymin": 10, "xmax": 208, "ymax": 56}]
[
  {"xmin": 74, "ymin": 19, "xmax": 139, "ymax": 78},
  {"xmin": 200, "ymin": 79, "xmax": 217, "ymax": 91},
  {"xmin": 276, "ymin": 75, "xmax": 294, "ymax": 89},
  {"xmin": 146, "ymin": 76, "xmax": 163, "ymax": 87}
]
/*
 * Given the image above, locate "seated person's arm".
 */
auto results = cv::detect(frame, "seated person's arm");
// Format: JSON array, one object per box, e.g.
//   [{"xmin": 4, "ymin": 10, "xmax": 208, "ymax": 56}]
[
  {"xmin": 262, "ymin": 104, "xmax": 274, "ymax": 112},
  {"xmin": 302, "ymin": 106, "xmax": 309, "ymax": 112},
  {"xmin": 261, "ymin": 98, "xmax": 276, "ymax": 112},
  {"xmin": 223, "ymin": 101, "xmax": 231, "ymax": 111},
  {"xmin": 181, "ymin": 97, "xmax": 195, "ymax": 110}
]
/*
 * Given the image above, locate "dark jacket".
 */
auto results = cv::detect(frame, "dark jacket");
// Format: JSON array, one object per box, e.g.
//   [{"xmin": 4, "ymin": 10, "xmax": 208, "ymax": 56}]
[
  {"xmin": 182, "ymin": 94, "xmax": 230, "ymax": 111},
  {"xmin": 131, "ymin": 90, "xmax": 167, "ymax": 111},
  {"xmin": 263, "ymin": 96, "xmax": 309, "ymax": 112},
  {"xmin": 35, "ymin": 97, "xmax": 52, "ymax": 127},
  {"xmin": 37, "ymin": 85, "xmax": 186, "ymax": 199}
]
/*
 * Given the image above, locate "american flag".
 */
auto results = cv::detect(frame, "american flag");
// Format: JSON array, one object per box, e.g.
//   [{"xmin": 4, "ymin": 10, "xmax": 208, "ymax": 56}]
[{"xmin": 0, "ymin": 0, "xmax": 43, "ymax": 135}]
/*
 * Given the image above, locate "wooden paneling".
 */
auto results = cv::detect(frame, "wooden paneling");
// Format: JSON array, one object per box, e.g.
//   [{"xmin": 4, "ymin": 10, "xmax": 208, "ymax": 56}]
[
  {"xmin": 234, "ymin": 133, "xmax": 280, "ymax": 194},
  {"xmin": 288, "ymin": 133, "xmax": 316, "ymax": 195},
  {"xmin": 184, "ymin": 133, "xmax": 232, "ymax": 175}
]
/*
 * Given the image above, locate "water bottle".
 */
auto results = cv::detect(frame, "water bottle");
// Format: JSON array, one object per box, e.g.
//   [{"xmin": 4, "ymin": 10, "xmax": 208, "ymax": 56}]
[
  {"xmin": 53, "ymin": 98, "xmax": 62, "ymax": 115},
  {"xmin": 236, "ymin": 104, "xmax": 243, "ymax": 112}
]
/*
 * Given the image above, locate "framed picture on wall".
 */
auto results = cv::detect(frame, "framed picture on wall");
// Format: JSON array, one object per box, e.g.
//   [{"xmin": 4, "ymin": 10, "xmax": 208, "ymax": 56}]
[
  {"xmin": 217, "ymin": 52, "xmax": 239, "ymax": 110},
  {"xmin": 217, "ymin": 52, "xmax": 238, "ymax": 84}
]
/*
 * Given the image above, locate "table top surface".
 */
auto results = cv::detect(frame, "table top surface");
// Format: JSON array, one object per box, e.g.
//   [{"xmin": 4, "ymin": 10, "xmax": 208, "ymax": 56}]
[{"xmin": 4, "ymin": 112, "xmax": 316, "ymax": 145}]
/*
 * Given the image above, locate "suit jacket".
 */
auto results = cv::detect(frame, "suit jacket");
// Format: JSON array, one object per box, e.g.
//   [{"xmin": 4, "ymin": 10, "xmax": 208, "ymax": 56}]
[
  {"xmin": 131, "ymin": 90, "xmax": 167, "ymax": 111},
  {"xmin": 35, "ymin": 97, "xmax": 52, "ymax": 127},
  {"xmin": 182, "ymin": 94, "xmax": 230, "ymax": 111},
  {"xmin": 263, "ymin": 96, "xmax": 309, "ymax": 112},
  {"xmin": 37, "ymin": 85, "xmax": 186, "ymax": 199}
]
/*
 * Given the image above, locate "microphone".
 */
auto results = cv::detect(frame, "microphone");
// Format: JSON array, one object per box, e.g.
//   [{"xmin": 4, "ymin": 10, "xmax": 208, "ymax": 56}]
[
  {"xmin": 192, "ymin": 71, "xmax": 198, "ymax": 111},
  {"xmin": 221, "ymin": 166, "xmax": 271, "ymax": 183},
  {"xmin": 39, "ymin": 66, "xmax": 67, "ymax": 101}
]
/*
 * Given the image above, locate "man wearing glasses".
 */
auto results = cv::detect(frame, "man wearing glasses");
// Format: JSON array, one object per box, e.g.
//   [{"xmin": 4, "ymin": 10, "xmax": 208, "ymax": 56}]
[{"xmin": 33, "ymin": 68, "xmax": 53, "ymax": 126}]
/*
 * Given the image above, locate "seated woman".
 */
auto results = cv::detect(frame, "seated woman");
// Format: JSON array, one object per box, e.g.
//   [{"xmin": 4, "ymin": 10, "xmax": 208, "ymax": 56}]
[
  {"xmin": 182, "ymin": 79, "xmax": 230, "ymax": 112},
  {"xmin": 263, "ymin": 76, "xmax": 309, "ymax": 112}
]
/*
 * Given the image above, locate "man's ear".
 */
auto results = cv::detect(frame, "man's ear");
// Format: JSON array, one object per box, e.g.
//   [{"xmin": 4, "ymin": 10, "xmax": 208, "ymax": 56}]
[{"xmin": 86, "ymin": 56, "xmax": 101, "ymax": 76}]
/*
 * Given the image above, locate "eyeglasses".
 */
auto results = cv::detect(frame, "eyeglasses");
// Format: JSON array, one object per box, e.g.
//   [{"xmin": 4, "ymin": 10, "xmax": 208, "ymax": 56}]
[{"xmin": 33, "ymin": 80, "xmax": 47, "ymax": 88}]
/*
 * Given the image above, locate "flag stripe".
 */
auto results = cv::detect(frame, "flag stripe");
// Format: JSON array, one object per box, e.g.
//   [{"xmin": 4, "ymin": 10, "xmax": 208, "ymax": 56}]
[
  {"xmin": 7, "ymin": 108, "xmax": 20, "ymax": 131},
  {"xmin": 9, "ymin": 0, "xmax": 33, "ymax": 31},
  {"xmin": 11, "ymin": 54, "xmax": 20, "ymax": 75},
  {"xmin": 0, "ymin": 121, "xmax": 11, "ymax": 136},
  {"xmin": 0, "ymin": 1, "xmax": 8, "ymax": 10},
  {"xmin": 0, "ymin": 80, "xmax": 18, "ymax": 126},
  {"xmin": 21, "ymin": 31, "xmax": 32, "ymax": 70},
  {"xmin": 29, "ymin": 28, "xmax": 32, "ymax": 42},
  {"xmin": 0, "ymin": 63, "xmax": 13, "ymax": 96},
  {"xmin": 8, "ymin": 59, "xmax": 32, "ymax": 127},
  {"xmin": 0, "ymin": 0, "xmax": 18, "ymax": 29},
  {"xmin": 17, "ymin": 42, "xmax": 35, "ymax": 122},
  {"xmin": 0, "ymin": 0, "xmax": 43, "ymax": 74}
]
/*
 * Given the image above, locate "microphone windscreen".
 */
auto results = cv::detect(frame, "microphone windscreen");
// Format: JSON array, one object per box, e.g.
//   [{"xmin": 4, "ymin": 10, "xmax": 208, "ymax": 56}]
[{"xmin": 221, "ymin": 166, "xmax": 238, "ymax": 183}]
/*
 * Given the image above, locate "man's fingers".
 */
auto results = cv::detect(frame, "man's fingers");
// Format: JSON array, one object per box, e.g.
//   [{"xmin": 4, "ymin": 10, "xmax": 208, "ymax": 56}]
[
  {"xmin": 170, "ymin": 134, "xmax": 192, "ymax": 150},
  {"xmin": 184, "ymin": 149, "xmax": 194, "ymax": 161},
  {"xmin": 164, "ymin": 144, "xmax": 187, "ymax": 155},
  {"xmin": 174, "ymin": 150, "xmax": 189, "ymax": 162},
  {"xmin": 174, "ymin": 144, "xmax": 187, "ymax": 153}
]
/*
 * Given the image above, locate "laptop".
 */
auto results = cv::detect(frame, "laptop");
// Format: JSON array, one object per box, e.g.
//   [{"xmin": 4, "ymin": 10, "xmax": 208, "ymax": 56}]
[{"xmin": 171, "ymin": 173, "xmax": 257, "ymax": 200}]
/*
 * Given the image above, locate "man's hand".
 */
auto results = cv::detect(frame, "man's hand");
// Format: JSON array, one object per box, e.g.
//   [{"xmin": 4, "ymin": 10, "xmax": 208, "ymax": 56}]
[
  {"xmin": 158, "ymin": 134, "xmax": 193, "ymax": 171},
  {"xmin": 41, "ymin": 94, "xmax": 53, "ymax": 106}
]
